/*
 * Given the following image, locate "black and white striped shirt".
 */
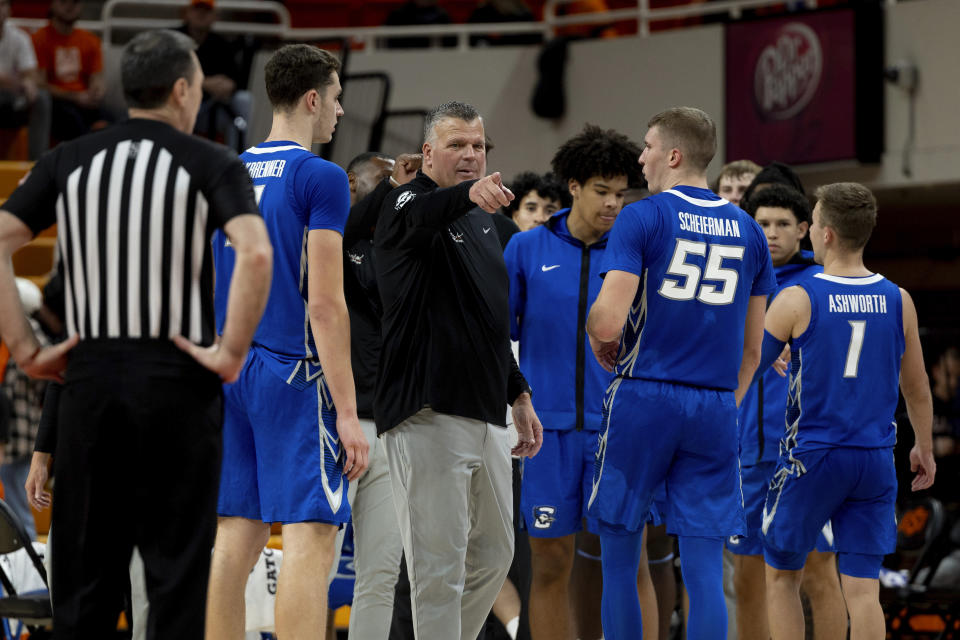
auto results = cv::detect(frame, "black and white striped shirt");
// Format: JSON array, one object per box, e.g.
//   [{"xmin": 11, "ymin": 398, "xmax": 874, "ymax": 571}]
[{"xmin": 3, "ymin": 118, "xmax": 258, "ymax": 346}]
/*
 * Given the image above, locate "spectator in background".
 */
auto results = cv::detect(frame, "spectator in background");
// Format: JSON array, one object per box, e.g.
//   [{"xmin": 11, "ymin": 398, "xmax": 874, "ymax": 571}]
[
  {"xmin": 932, "ymin": 346, "xmax": 960, "ymax": 444},
  {"xmin": 178, "ymin": 0, "xmax": 251, "ymax": 151},
  {"xmin": 384, "ymin": 0, "xmax": 455, "ymax": 49},
  {"xmin": 31, "ymin": 0, "xmax": 110, "ymax": 142},
  {"xmin": 930, "ymin": 346, "xmax": 960, "ymax": 503},
  {"xmin": 715, "ymin": 159, "xmax": 760, "ymax": 207},
  {"xmin": 555, "ymin": 0, "xmax": 619, "ymax": 40},
  {"xmin": 0, "ymin": 0, "xmax": 51, "ymax": 160},
  {"xmin": 0, "ymin": 278, "xmax": 48, "ymax": 541},
  {"xmin": 504, "ymin": 172, "xmax": 566, "ymax": 232},
  {"xmin": 741, "ymin": 160, "xmax": 806, "ymax": 207},
  {"xmin": 468, "ymin": 0, "xmax": 541, "ymax": 47}
]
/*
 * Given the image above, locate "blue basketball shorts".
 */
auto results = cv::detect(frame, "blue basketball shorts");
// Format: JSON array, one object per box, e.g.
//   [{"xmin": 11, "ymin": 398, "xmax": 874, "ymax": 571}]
[
  {"xmin": 587, "ymin": 377, "xmax": 745, "ymax": 538},
  {"xmin": 521, "ymin": 429, "xmax": 600, "ymax": 537},
  {"xmin": 218, "ymin": 346, "xmax": 350, "ymax": 525},
  {"xmin": 727, "ymin": 461, "xmax": 835, "ymax": 556},
  {"xmin": 761, "ymin": 446, "xmax": 896, "ymax": 577}
]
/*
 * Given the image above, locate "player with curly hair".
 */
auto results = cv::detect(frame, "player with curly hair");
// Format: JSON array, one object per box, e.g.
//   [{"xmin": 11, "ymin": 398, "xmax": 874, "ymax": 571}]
[{"xmin": 504, "ymin": 123, "xmax": 642, "ymax": 640}]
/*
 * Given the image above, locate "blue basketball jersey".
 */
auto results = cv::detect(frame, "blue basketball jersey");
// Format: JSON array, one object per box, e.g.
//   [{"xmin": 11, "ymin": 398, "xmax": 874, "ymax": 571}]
[
  {"xmin": 784, "ymin": 273, "xmax": 904, "ymax": 454},
  {"xmin": 601, "ymin": 186, "xmax": 776, "ymax": 390},
  {"xmin": 212, "ymin": 141, "xmax": 349, "ymax": 375}
]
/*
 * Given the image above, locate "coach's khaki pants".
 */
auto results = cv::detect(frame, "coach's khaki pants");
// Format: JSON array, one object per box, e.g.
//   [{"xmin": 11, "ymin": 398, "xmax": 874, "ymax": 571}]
[{"xmin": 385, "ymin": 408, "xmax": 514, "ymax": 640}]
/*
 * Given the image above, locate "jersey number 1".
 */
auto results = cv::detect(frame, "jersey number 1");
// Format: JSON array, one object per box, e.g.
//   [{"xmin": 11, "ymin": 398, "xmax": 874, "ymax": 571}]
[
  {"xmin": 844, "ymin": 320, "xmax": 866, "ymax": 378},
  {"xmin": 658, "ymin": 239, "xmax": 745, "ymax": 305}
]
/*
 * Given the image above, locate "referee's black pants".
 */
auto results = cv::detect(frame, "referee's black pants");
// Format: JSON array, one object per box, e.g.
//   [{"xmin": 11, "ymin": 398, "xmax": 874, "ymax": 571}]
[{"xmin": 51, "ymin": 340, "xmax": 222, "ymax": 640}]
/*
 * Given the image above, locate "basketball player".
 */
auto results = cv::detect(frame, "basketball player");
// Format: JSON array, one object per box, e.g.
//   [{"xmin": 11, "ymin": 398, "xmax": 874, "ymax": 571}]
[
  {"xmin": 205, "ymin": 44, "xmax": 369, "ymax": 639},
  {"xmin": 758, "ymin": 182, "xmax": 935, "ymax": 640},
  {"xmin": 586, "ymin": 107, "xmax": 775, "ymax": 640}
]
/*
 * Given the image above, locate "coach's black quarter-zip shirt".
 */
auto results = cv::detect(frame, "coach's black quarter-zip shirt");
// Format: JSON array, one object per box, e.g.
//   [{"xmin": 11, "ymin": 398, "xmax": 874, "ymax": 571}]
[{"xmin": 374, "ymin": 171, "xmax": 529, "ymax": 435}]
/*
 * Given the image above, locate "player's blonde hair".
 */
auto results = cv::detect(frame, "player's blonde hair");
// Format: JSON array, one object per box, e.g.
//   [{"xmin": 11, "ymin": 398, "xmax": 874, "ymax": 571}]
[{"xmin": 647, "ymin": 107, "xmax": 717, "ymax": 172}]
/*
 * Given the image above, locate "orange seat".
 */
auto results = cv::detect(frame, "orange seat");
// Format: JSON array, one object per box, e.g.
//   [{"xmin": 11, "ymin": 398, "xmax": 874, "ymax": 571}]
[
  {"xmin": 0, "ymin": 160, "xmax": 33, "ymax": 201},
  {"xmin": 12, "ymin": 236, "xmax": 56, "ymax": 278},
  {"xmin": 0, "ymin": 127, "xmax": 29, "ymax": 162}
]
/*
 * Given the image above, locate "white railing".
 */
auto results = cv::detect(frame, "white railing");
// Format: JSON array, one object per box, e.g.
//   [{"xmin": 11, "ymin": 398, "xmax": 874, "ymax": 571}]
[
  {"xmin": 545, "ymin": 0, "xmax": 821, "ymax": 37},
  {"xmin": 10, "ymin": 0, "xmax": 850, "ymax": 49},
  {"xmin": 99, "ymin": 0, "xmax": 290, "ymax": 45}
]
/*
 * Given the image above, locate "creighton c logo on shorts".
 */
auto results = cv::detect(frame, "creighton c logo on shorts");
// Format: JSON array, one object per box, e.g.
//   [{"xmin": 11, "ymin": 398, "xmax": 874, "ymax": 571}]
[{"xmin": 533, "ymin": 506, "xmax": 557, "ymax": 529}]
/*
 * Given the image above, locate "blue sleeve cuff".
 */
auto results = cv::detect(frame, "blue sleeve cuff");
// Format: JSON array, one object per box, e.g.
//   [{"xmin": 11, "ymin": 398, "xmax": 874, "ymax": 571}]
[{"xmin": 753, "ymin": 330, "xmax": 787, "ymax": 386}]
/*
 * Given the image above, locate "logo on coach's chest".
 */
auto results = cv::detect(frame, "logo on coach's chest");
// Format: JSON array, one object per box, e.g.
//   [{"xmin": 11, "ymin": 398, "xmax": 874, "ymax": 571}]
[
  {"xmin": 448, "ymin": 228, "xmax": 465, "ymax": 244},
  {"xmin": 347, "ymin": 251, "xmax": 364, "ymax": 265}
]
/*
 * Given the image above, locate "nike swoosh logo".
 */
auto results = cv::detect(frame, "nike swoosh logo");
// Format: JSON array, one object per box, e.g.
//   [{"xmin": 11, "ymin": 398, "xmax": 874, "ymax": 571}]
[
  {"xmin": 483, "ymin": 227, "xmax": 492, "ymax": 234},
  {"xmin": 541, "ymin": 264, "xmax": 561, "ymax": 272}
]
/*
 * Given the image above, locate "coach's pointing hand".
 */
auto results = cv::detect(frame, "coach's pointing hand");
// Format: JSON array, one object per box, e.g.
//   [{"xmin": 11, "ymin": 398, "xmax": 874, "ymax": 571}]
[{"xmin": 469, "ymin": 172, "xmax": 514, "ymax": 213}]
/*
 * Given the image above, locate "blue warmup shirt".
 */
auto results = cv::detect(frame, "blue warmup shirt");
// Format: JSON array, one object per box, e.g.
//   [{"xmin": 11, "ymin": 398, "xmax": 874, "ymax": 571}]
[
  {"xmin": 504, "ymin": 210, "xmax": 613, "ymax": 432},
  {"xmin": 212, "ymin": 141, "xmax": 350, "ymax": 384},
  {"xmin": 602, "ymin": 186, "xmax": 776, "ymax": 390},
  {"xmin": 784, "ymin": 273, "xmax": 904, "ymax": 455},
  {"xmin": 739, "ymin": 251, "xmax": 821, "ymax": 465}
]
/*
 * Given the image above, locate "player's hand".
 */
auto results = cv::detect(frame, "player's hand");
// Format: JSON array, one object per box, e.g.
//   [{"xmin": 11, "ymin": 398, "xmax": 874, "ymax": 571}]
[
  {"xmin": 469, "ymin": 172, "xmax": 514, "ymax": 213},
  {"xmin": 19, "ymin": 335, "xmax": 78, "ymax": 382},
  {"xmin": 26, "ymin": 451, "xmax": 52, "ymax": 511},
  {"xmin": 773, "ymin": 343, "xmax": 791, "ymax": 377},
  {"xmin": 589, "ymin": 333, "xmax": 619, "ymax": 373},
  {"xmin": 392, "ymin": 153, "xmax": 422, "ymax": 185},
  {"xmin": 172, "ymin": 336, "xmax": 246, "ymax": 383},
  {"xmin": 909, "ymin": 445, "xmax": 936, "ymax": 491},
  {"xmin": 511, "ymin": 392, "xmax": 543, "ymax": 458},
  {"xmin": 337, "ymin": 414, "xmax": 369, "ymax": 481}
]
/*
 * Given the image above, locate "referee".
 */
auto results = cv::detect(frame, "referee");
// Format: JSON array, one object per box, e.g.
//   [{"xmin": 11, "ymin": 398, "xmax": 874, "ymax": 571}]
[{"xmin": 0, "ymin": 29, "xmax": 271, "ymax": 639}]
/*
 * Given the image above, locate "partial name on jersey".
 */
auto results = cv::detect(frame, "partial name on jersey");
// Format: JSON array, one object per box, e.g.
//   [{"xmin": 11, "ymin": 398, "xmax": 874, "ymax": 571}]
[{"xmin": 245, "ymin": 159, "xmax": 286, "ymax": 179}]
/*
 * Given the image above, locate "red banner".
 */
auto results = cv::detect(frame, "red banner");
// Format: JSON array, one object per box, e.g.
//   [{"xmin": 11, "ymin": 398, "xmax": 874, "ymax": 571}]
[{"xmin": 725, "ymin": 10, "xmax": 857, "ymax": 165}]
